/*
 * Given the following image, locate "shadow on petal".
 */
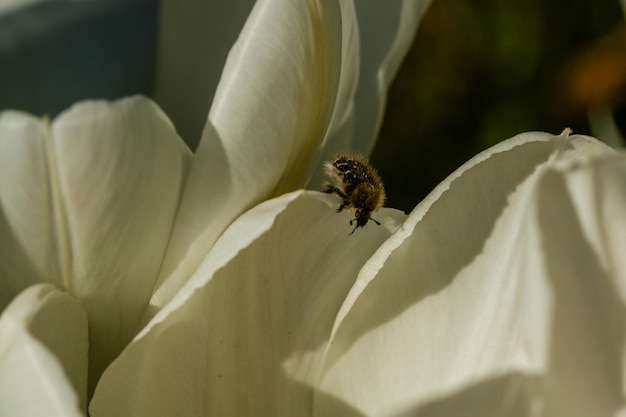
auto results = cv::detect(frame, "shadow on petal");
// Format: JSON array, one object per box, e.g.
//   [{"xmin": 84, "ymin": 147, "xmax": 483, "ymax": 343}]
[
  {"xmin": 145, "ymin": 121, "xmax": 232, "ymax": 321},
  {"xmin": 0, "ymin": 207, "xmax": 50, "ymax": 309},
  {"xmin": 325, "ymin": 140, "xmax": 561, "ymax": 365},
  {"xmin": 538, "ymin": 169, "xmax": 626, "ymax": 416},
  {"xmin": 391, "ymin": 372, "xmax": 543, "ymax": 417}
]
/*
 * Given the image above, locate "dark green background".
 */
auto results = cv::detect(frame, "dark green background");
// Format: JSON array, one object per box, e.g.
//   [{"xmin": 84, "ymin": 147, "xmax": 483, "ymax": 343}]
[{"xmin": 373, "ymin": 0, "xmax": 625, "ymax": 212}]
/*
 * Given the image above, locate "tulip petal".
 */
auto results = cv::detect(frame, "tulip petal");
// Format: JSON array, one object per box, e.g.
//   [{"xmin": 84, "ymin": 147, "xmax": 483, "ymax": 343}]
[
  {"xmin": 1, "ymin": 97, "xmax": 192, "ymax": 398},
  {"xmin": 91, "ymin": 191, "xmax": 406, "ymax": 417},
  {"xmin": 304, "ymin": 1, "xmax": 360, "ymax": 189},
  {"xmin": 313, "ymin": 131, "xmax": 616, "ymax": 416},
  {"xmin": 209, "ymin": 0, "xmax": 342, "ymax": 195},
  {"xmin": 526, "ymin": 155, "xmax": 626, "ymax": 417},
  {"xmin": 0, "ymin": 283, "xmax": 87, "ymax": 416},
  {"xmin": 306, "ymin": 0, "xmax": 434, "ymax": 189},
  {"xmin": 0, "ymin": 111, "xmax": 61, "ymax": 308},
  {"xmin": 149, "ymin": 0, "xmax": 347, "ymax": 311},
  {"xmin": 50, "ymin": 96, "xmax": 190, "ymax": 388}
]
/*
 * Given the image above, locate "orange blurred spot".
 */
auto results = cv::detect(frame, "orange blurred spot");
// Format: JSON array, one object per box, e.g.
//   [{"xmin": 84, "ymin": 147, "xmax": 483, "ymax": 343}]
[{"xmin": 563, "ymin": 24, "xmax": 626, "ymax": 110}]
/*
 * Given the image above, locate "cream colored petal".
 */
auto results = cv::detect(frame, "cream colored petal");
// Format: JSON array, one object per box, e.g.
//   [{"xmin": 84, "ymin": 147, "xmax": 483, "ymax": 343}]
[
  {"xmin": 527, "ymin": 154, "xmax": 626, "ymax": 417},
  {"xmin": 314, "ymin": 131, "xmax": 616, "ymax": 416},
  {"xmin": 50, "ymin": 96, "xmax": 191, "ymax": 389},
  {"xmin": 91, "ymin": 191, "xmax": 406, "ymax": 417},
  {"xmin": 1, "ymin": 98, "xmax": 191, "ymax": 388},
  {"xmin": 0, "ymin": 284, "xmax": 87, "ymax": 416},
  {"xmin": 305, "ymin": 1, "xmax": 360, "ymax": 190},
  {"xmin": 149, "ymin": 0, "xmax": 347, "ymax": 312},
  {"xmin": 209, "ymin": 0, "xmax": 342, "ymax": 196},
  {"xmin": 0, "ymin": 111, "xmax": 61, "ymax": 309},
  {"xmin": 306, "ymin": 0, "xmax": 434, "ymax": 189}
]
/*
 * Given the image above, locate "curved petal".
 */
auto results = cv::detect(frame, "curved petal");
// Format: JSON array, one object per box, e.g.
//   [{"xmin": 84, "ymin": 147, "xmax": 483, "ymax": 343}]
[
  {"xmin": 145, "ymin": 122, "xmax": 228, "ymax": 312},
  {"xmin": 0, "ymin": 98, "xmax": 191, "ymax": 365},
  {"xmin": 91, "ymin": 191, "xmax": 406, "ymax": 417},
  {"xmin": 149, "ymin": 0, "xmax": 347, "ymax": 311},
  {"xmin": 0, "ymin": 283, "xmax": 87, "ymax": 416},
  {"xmin": 154, "ymin": 0, "xmax": 256, "ymax": 147},
  {"xmin": 209, "ymin": 0, "xmax": 342, "ymax": 196},
  {"xmin": 305, "ymin": 0, "xmax": 360, "ymax": 190},
  {"xmin": 0, "ymin": 111, "xmax": 61, "ymax": 309},
  {"xmin": 527, "ymin": 154, "xmax": 626, "ymax": 417},
  {"xmin": 50, "ymin": 96, "xmax": 191, "ymax": 388},
  {"xmin": 306, "ymin": 0, "xmax": 434, "ymax": 189},
  {"xmin": 313, "ymin": 131, "xmax": 615, "ymax": 416}
]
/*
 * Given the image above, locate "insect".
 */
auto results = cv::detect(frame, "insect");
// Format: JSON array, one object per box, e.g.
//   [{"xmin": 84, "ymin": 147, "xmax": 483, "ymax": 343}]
[{"xmin": 322, "ymin": 152, "xmax": 386, "ymax": 235}]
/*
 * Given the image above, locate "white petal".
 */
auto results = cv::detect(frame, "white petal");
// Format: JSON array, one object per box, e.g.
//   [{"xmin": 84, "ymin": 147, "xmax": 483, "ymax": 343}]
[
  {"xmin": 210, "ymin": 0, "xmax": 342, "ymax": 195},
  {"xmin": 0, "ymin": 111, "xmax": 61, "ymax": 308},
  {"xmin": 154, "ymin": 0, "xmax": 256, "ymax": 146},
  {"xmin": 0, "ymin": 284, "xmax": 87, "ymax": 417},
  {"xmin": 524, "ymin": 154, "xmax": 626, "ymax": 417},
  {"xmin": 91, "ymin": 191, "xmax": 406, "ymax": 417},
  {"xmin": 314, "ymin": 131, "xmax": 615, "ymax": 416},
  {"xmin": 147, "ymin": 122, "xmax": 231, "ymax": 311},
  {"xmin": 305, "ymin": 0, "xmax": 360, "ymax": 189},
  {"xmin": 50, "ymin": 96, "xmax": 191, "ymax": 387},
  {"xmin": 149, "ymin": 0, "xmax": 346, "ymax": 311},
  {"xmin": 306, "ymin": 0, "xmax": 434, "ymax": 189}
]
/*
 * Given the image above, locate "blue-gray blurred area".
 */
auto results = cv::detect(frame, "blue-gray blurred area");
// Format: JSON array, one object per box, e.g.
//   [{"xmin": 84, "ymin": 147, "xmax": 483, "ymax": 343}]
[{"xmin": 0, "ymin": 0, "xmax": 158, "ymax": 117}]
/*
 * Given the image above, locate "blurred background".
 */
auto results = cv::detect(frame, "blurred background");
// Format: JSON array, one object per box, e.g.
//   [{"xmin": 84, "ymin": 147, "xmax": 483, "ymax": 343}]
[
  {"xmin": 0, "ymin": 0, "xmax": 158, "ymax": 118},
  {"xmin": 1, "ymin": 0, "xmax": 624, "ymax": 213},
  {"xmin": 373, "ymin": 0, "xmax": 626, "ymax": 212}
]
